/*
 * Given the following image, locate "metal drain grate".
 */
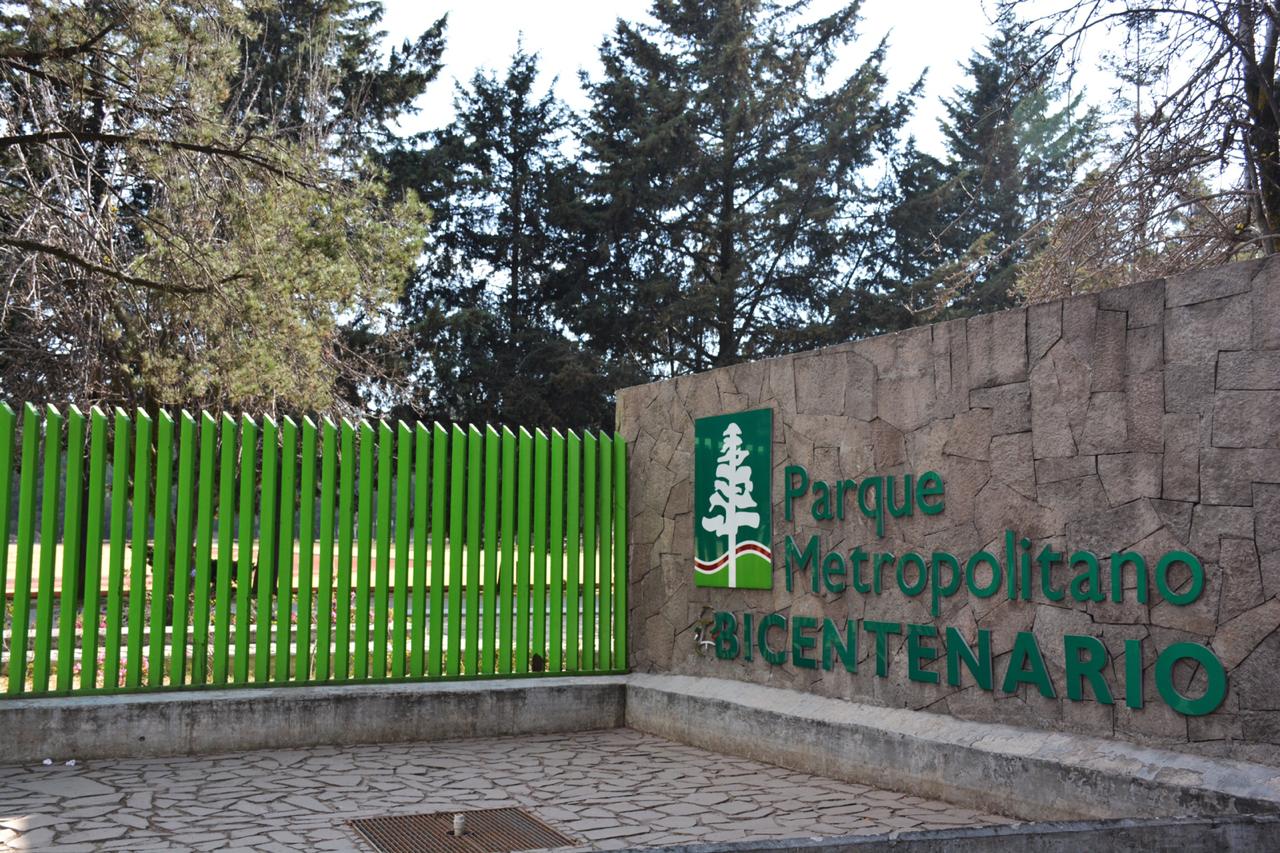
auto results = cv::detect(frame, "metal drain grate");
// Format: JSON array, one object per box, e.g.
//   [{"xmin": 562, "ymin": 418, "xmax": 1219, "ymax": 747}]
[{"xmin": 348, "ymin": 807, "xmax": 578, "ymax": 853}]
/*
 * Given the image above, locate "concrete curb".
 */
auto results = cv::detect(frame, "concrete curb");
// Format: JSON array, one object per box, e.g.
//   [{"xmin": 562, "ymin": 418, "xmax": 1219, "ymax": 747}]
[
  {"xmin": 0, "ymin": 676, "xmax": 627, "ymax": 764},
  {"xmin": 625, "ymin": 673, "xmax": 1280, "ymax": 821},
  {"xmin": 616, "ymin": 815, "xmax": 1280, "ymax": 853},
  {"xmin": 4, "ymin": 673, "xmax": 1278, "ymax": 826}
]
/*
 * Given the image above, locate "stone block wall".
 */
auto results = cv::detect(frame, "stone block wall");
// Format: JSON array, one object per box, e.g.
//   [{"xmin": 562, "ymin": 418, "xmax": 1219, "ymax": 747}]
[{"xmin": 617, "ymin": 257, "xmax": 1280, "ymax": 765}]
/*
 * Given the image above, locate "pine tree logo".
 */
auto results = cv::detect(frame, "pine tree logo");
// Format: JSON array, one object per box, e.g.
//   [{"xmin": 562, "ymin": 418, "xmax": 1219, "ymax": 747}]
[{"xmin": 694, "ymin": 408, "xmax": 772, "ymax": 589}]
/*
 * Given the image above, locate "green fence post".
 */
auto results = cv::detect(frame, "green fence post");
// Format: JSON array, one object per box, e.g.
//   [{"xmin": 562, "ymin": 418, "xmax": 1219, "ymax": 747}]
[
  {"xmin": 354, "ymin": 421, "xmax": 374, "ymax": 680},
  {"xmin": 392, "ymin": 422, "xmax": 412, "ymax": 677},
  {"xmin": 102, "ymin": 410, "xmax": 131, "ymax": 691},
  {"xmin": 373, "ymin": 421, "xmax": 392, "ymax": 678},
  {"xmin": 297, "ymin": 418, "xmax": 317, "ymax": 682},
  {"xmin": 271, "ymin": 417, "xmax": 296, "ymax": 683},
  {"xmin": 464, "ymin": 425, "xmax": 481, "ymax": 675},
  {"xmin": 515, "ymin": 427, "xmax": 532, "ymax": 673},
  {"xmin": 335, "ymin": 420, "xmax": 355, "ymax": 680},
  {"xmin": 7, "ymin": 404, "xmax": 40, "ymax": 695},
  {"xmin": 255, "ymin": 417, "xmax": 278, "ymax": 683},
  {"xmin": 32, "ymin": 405, "xmax": 62, "ymax": 693},
  {"xmin": 0, "ymin": 404, "xmax": 13, "ymax": 676},
  {"xmin": 147, "ymin": 410, "xmax": 174, "ymax": 688},
  {"xmin": 582, "ymin": 431, "xmax": 597, "ymax": 671},
  {"xmin": 614, "ymin": 435, "xmax": 628, "ymax": 670},
  {"xmin": 125, "ymin": 409, "xmax": 151, "ymax": 689},
  {"xmin": 191, "ymin": 412, "xmax": 216, "ymax": 685},
  {"xmin": 598, "ymin": 433, "xmax": 613, "ymax": 671},
  {"xmin": 565, "ymin": 431, "xmax": 581, "ymax": 672},
  {"xmin": 233, "ymin": 416, "xmax": 256, "ymax": 684},
  {"xmin": 171, "ymin": 412, "xmax": 196, "ymax": 686},
  {"xmin": 532, "ymin": 429, "xmax": 548, "ymax": 666},
  {"xmin": 497, "ymin": 427, "xmax": 515, "ymax": 675},
  {"xmin": 410, "ymin": 423, "xmax": 429, "ymax": 677},
  {"xmin": 549, "ymin": 430, "xmax": 565, "ymax": 672},
  {"xmin": 428, "ymin": 423, "xmax": 447, "ymax": 678},
  {"xmin": 56, "ymin": 407, "xmax": 86, "ymax": 694},
  {"xmin": 481, "ymin": 426, "xmax": 499, "ymax": 674},
  {"xmin": 80, "ymin": 408, "xmax": 107, "ymax": 691},
  {"xmin": 446, "ymin": 424, "xmax": 464, "ymax": 676},
  {"xmin": 213, "ymin": 414, "xmax": 236, "ymax": 684},
  {"xmin": 315, "ymin": 419, "xmax": 338, "ymax": 681}
]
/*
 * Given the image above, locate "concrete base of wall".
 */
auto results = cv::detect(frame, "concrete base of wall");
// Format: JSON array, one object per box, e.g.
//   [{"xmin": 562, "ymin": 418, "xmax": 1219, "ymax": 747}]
[
  {"xmin": 0, "ymin": 676, "xmax": 626, "ymax": 764},
  {"xmin": 625, "ymin": 674, "xmax": 1280, "ymax": 822},
  {"xmin": 625, "ymin": 815, "xmax": 1280, "ymax": 853},
  {"xmin": 3, "ymin": 673, "xmax": 1278, "ymax": 826}
]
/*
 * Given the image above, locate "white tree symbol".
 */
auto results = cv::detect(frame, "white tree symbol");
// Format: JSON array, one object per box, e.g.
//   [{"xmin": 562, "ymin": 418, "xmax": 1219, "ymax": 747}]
[{"xmin": 702, "ymin": 422, "xmax": 760, "ymax": 586}]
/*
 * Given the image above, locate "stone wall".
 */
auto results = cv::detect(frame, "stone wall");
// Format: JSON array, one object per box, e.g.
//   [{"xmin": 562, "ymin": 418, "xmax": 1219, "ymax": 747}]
[{"xmin": 617, "ymin": 257, "xmax": 1280, "ymax": 765}]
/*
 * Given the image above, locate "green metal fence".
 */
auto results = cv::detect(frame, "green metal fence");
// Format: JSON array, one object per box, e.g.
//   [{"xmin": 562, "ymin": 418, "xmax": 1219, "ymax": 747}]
[{"xmin": 0, "ymin": 403, "xmax": 627, "ymax": 696}]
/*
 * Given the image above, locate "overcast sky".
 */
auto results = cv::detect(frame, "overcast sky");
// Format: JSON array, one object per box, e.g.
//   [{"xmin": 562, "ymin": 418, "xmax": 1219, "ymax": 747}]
[{"xmin": 379, "ymin": 1, "xmax": 1070, "ymax": 155}]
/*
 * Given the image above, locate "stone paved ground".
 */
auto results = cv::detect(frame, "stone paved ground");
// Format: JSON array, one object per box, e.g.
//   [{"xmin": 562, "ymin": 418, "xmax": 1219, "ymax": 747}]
[{"xmin": 0, "ymin": 729, "xmax": 1013, "ymax": 851}]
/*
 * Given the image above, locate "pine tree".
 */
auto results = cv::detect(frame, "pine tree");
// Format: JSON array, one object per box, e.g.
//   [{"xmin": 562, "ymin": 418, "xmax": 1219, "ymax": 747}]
[
  {"xmin": 702, "ymin": 423, "xmax": 759, "ymax": 587},
  {"xmin": 392, "ymin": 49, "xmax": 618, "ymax": 430},
  {"xmin": 571, "ymin": 0, "xmax": 916, "ymax": 376},
  {"xmin": 930, "ymin": 19, "xmax": 1097, "ymax": 315},
  {"xmin": 0, "ymin": 0, "xmax": 438, "ymax": 414}
]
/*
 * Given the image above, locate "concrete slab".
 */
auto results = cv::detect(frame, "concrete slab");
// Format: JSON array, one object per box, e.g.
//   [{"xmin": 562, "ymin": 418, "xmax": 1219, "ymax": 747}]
[
  {"xmin": 626, "ymin": 673, "xmax": 1280, "ymax": 821},
  {"xmin": 0, "ymin": 728, "xmax": 1012, "ymax": 851},
  {"xmin": 0, "ymin": 676, "xmax": 626, "ymax": 764}
]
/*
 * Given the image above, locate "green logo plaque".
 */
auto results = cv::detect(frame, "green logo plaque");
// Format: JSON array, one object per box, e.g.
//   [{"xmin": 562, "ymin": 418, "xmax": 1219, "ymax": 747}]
[{"xmin": 694, "ymin": 408, "xmax": 773, "ymax": 589}]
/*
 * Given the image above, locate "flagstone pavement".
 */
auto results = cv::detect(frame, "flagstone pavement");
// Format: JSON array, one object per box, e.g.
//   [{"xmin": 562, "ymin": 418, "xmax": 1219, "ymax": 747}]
[{"xmin": 0, "ymin": 728, "xmax": 1014, "ymax": 851}]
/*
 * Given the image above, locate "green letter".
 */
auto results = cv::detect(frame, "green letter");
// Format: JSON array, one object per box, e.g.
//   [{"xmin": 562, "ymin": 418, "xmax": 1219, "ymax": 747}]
[
  {"xmin": 1156, "ymin": 551, "xmax": 1204, "ymax": 606},
  {"xmin": 887, "ymin": 474, "xmax": 914, "ymax": 518},
  {"xmin": 1037, "ymin": 545, "xmax": 1065, "ymax": 601},
  {"xmin": 812, "ymin": 481, "xmax": 833, "ymax": 521},
  {"xmin": 863, "ymin": 620, "xmax": 902, "ymax": 677},
  {"xmin": 1110, "ymin": 552, "xmax": 1148, "ymax": 604},
  {"xmin": 1001, "ymin": 631, "xmax": 1056, "ymax": 699},
  {"xmin": 757, "ymin": 613, "xmax": 788, "ymax": 665},
  {"xmin": 872, "ymin": 551, "xmax": 895, "ymax": 594},
  {"xmin": 822, "ymin": 618, "xmax": 857, "ymax": 672},
  {"xmin": 1068, "ymin": 551, "xmax": 1105, "ymax": 603},
  {"xmin": 966, "ymin": 551, "xmax": 1002, "ymax": 598},
  {"xmin": 917, "ymin": 471, "xmax": 945, "ymax": 515},
  {"xmin": 1124, "ymin": 638, "xmax": 1144, "ymax": 709},
  {"xmin": 858, "ymin": 476, "xmax": 885, "ymax": 537},
  {"xmin": 714, "ymin": 612, "xmax": 740, "ymax": 660},
  {"xmin": 850, "ymin": 547, "xmax": 871, "ymax": 593},
  {"xmin": 1155, "ymin": 643, "xmax": 1227, "ymax": 716},
  {"xmin": 930, "ymin": 551, "xmax": 962, "ymax": 617},
  {"xmin": 907, "ymin": 624, "xmax": 939, "ymax": 684},
  {"xmin": 822, "ymin": 551, "xmax": 847, "ymax": 593},
  {"xmin": 945, "ymin": 627, "xmax": 992, "ymax": 689},
  {"xmin": 1064, "ymin": 634, "xmax": 1113, "ymax": 704},
  {"xmin": 784, "ymin": 465, "xmax": 809, "ymax": 521},
  {"xmin": 792, "ymin": 616, "xmax": 818, "ymax": 669},
  {"xmin": 784, "ymin": 534, "xmax": 820, "ymax": 593},
  {"xmin": 837, "ymin": 479, "xmax": 856, "ymax": 520},
  {"xmin": 897, "ymin": 552, "xmax": 928, "ymax": 597}
]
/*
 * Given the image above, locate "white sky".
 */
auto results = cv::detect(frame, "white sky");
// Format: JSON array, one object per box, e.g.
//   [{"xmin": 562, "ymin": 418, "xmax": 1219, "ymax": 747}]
[{"xmin": 377, "ymin": 1, "xmax": 1074, "ymax": 156}]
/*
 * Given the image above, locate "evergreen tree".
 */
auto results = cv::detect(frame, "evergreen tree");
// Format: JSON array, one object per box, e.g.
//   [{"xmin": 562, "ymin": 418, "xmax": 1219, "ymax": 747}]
[
  {"xmin": 392, "ymin": 50, "xmax": 617, "ymax": 430},
  {"xmin": 931, "ymin": 20, "xmax": 1096, "ymax": 315},
  {"xmin": 571, "ymin": 0, "xmax": 916, "ymax": 375},
  {"xmin": 872, "ymin": 141, "xmax": 958, "ymax": 335},
  {"xmin": 233, "ymin": 0, "xmax": 445, "ymax": 159},
  {"xmin": 0, "ymin": 1, "xmax": 438, "ymax": 415}
]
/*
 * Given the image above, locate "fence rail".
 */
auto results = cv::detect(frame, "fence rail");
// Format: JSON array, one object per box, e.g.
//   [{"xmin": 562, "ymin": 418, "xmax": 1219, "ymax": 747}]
[{"xmin": 0, "ymin": 403, "xmax": 627, "ymax": 696}]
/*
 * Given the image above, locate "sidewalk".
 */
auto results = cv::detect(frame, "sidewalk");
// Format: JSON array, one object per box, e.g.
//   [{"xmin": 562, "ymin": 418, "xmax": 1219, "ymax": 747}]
[{"xmin": 0, "ymin": 729, "xmax": 1011, "ymax": 851}]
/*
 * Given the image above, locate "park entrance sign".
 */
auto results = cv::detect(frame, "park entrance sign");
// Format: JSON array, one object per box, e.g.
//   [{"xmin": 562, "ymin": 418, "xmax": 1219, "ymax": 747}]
[
  {"xmin": 694, "ymin": 409, "xmax": 772, "ymax": 589},
  {"xmin": 619, "ymin": 257, "xmax": 1280, "ymax": 765}
]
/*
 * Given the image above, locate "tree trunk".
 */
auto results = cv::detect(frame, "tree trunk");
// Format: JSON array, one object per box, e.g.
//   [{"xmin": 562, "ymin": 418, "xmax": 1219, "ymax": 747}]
[{"xmin": 1242, "ymin": 6, "xmax": 1280, "ymax": 253}]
